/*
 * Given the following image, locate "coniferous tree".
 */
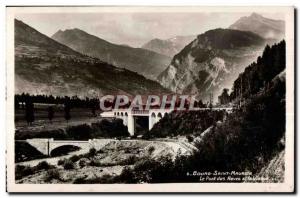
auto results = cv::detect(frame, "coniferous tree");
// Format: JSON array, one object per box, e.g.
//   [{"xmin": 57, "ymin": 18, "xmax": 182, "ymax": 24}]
[
  {"xmin": 25, "ymin": 101, "xmax": 34, "ymax": 125},
  {"xmin": 64, "ymin": 100, "xmax": 71, "ymax": 123},
  {"xmin": 91, "ymin": 104, "xmax": 96, "ymax": 117},
  {"xmin": 15, "ymin": 97, "xmax": 20, "ymax": 110},
  {"xmin": 48, "ymin": 106, "xmax": 54, "ymax": 123}
]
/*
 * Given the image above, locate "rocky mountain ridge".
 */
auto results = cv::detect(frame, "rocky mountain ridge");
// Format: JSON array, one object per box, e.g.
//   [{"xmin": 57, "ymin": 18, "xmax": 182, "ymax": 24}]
[{"xmin": 157, "ymin": 28, "xmax": 266, "ymax": 101}]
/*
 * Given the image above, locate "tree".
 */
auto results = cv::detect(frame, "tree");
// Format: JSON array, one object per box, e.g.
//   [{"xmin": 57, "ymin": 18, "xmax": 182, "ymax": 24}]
[
  {"xmin": 218, "ymin": 88, "xmax": 230, "ymax": 105},
  {"xmin": 197, "ymin": 100, "xmax": 206, "ymax": 108},
  {"xmin": 91, "ymin": 105, "xmax": 96, "ymax": 117},
  {"xmin": 25, "ymin": 101, "xmax": 34, "ymax": 125},
  {"xmin": 64, "ymin": 101, "xmax": 71, "ymax": 122},
  {"xmin": 209, "ymin": 102, "xmax": 213, "ymax": 110},
  {"xmin": 15, "ymin": 97, "xmax": 20, "ymax": 110},
  {"xmin": 47, "ymin": 106, "xmax": 54, "ymax": 123},
  {"xmin": 91, "ymin": 100, "xmax": 97, "ymax": 117}
]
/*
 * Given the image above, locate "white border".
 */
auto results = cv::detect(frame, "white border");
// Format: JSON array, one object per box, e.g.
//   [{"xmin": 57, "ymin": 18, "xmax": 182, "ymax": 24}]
[{"xmin": 5, "ymin": 6, "xmax": 294, "ymax": 193}]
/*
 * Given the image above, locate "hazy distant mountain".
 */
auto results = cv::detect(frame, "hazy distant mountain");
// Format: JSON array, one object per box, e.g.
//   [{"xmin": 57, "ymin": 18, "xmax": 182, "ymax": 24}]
[
  {"xmin": 142, "ymin": 39, "xmax": 178, "ymax": 58},
  {"xmin": 52, "ymin": 29, "xmax": 171, "ymax": 80},
  {"xmin": 142, "ymin": 35, "xmax": 195, "ymax": 57},
  {"xmin": 158, "ymin": 28, "xmax": 266, "ymax": 101},
  {"xmin": 229, "ymin": 13, "xmax": 285, "ymax": 40},
  {"xmin": 15, "ymin": 19, "xmax": 169, "ymax": 97}
]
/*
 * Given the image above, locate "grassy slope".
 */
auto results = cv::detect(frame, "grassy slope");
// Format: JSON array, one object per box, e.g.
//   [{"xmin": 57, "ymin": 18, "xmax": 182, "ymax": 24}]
[{"xmin": 15, "ymin": 19, "xmax": 170, "ymax": 97}]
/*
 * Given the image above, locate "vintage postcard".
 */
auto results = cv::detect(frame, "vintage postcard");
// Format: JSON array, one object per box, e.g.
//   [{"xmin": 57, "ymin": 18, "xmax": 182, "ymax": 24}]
[{"xmin": 6, "ymin": 6, "xmax": 294, "ymax": 192}]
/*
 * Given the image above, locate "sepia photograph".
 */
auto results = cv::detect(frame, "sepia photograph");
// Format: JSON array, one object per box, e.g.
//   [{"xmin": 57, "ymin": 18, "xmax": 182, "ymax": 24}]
[{"xmin": 5, "ymin": 6, "xmax": 294, "ymax": 192}]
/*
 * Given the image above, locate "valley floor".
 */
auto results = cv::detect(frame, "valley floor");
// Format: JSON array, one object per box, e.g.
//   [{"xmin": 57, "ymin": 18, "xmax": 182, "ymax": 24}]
[{"xmin": 16, "ymin": 138, "xmax": 196, "ymax": 184}]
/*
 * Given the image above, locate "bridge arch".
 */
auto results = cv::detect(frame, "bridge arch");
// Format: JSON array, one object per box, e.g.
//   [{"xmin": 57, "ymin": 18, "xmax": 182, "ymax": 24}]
[
  {"xmin": 49, "ymin": 141, "xmax": 91, "ymax": 156},
  {"xmin": 50, "ymin": 145, "xmax": 81, "ymax": 157},
  {"xmin": 157, "ymin": 112, "xmax": 163, "ymax": 123},
  {"xmin": 157, "ymin": 112, "xmax": 162, "ymax": 119},
  {"xmin": 121, "ymin": 112, "xmax": 124, "ymax": 116}
]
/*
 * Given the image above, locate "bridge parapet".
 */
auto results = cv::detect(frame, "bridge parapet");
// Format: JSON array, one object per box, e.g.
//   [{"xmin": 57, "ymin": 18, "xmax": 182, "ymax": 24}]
[{"xmin": 131, "ymin": 109, "xmax": 149, "ymax": 115}]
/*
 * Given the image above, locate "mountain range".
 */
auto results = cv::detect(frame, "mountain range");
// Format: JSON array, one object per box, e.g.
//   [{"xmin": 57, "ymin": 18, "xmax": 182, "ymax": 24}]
[
  {"xmin": 15, "ymin": 19, "xmax": 169, "ymax": 97},
  {"xmin": 51, "ymin": 29, "xmax": 171, "ymax": 80},
  {"xmin": 15, "ymin": 13, "xmax": 285, "ymax": 101},
  {"xmin": 157, "ymin": 13, "xmax": 284, "ymax": 102}
]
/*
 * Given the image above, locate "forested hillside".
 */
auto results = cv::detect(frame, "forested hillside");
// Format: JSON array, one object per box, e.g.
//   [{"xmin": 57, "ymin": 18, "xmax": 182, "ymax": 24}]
[
  {"xmin": 145, "ymin": 110, "xmax": 226, "ymax": 138},
  {"xmin": 230, "ymin": 40, "xmax": 285, "ymax": 101}
]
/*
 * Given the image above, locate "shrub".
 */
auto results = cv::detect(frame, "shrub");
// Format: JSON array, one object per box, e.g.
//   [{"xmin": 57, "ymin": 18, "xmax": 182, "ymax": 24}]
[
  {"xmin": 69, "ymin": 155, "xmax": 80, "ymax": 162},
  {"xmin": 118, "ymin": 167, "xmax": 136, "ymax": 183},
  {"xmin": 124, "ymin": 148, "xmax": 131, "ymax": 154},
  {"xmin": 57, "ymin": 158, "xmax": 66, "ymax": 166},
  {"xmin": 36, "ymin": 161, "xmax": 52, "ymax": 170},
  {"xmin": 121, "ymin": 155, "xmax": 138, "ymax": 165},
  {"xmin": 88, "ymin": 148, "xmax": 97, "ymax": 157},
  {"xmin": 15, "ymin": 162, "xmax": 53, "ymax": 180},
  {"xmin": 186, "ymin": 135, "xmax": 194, "ymax": 143},
  {"xmin": 66, "ymin": 124, "xmax": 92, "ymax": 140},
  {"xmin": 15, "ymin": 129, "xmax": 66, "ymax": 140},
  {"xmin": 96, "ymin": 174, "xmax": 115, "ymax": 183},
  {"xmin": 78, "ymin": 158, "xmax": 89, "ymax": 168},
  {"xmin": 15, "ymin": 165, "xmax": 34, "ymax": 180},
  {"xmin": 44, "ymin": 169, "xmax": 60, "ymax": 182},
  {"xmin": 89, "ymin": 159, "xmax": 101, "ymax": 167},
  {"xmin": 115, "ymin": 157, "xmax": 170, "ymax": 183},
  {"xmin": 98, "ymin": 149, "xmax": 104, "ymax": 154},
  {"xmin": 73, "ymin": 177, "xmax": 87, "ymax": 184},
  {"xmin": 63, "ymin": 159, "xmax": 75, "ymax": 170},
  {"xmin": 91, "ymin": 119, "xmax": 130, "ymax": 138},
  {"xmin": 147, "ymin": 146, "xmax": 155, "ymax": 155},
  {"xmin": 73, "ymin": 174, "xmax": 116, "ymax": 184}
]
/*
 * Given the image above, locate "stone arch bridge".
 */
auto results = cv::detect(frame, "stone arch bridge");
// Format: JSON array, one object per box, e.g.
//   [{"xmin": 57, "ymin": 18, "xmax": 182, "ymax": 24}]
[
  {"xmin": 101, "ymin": 109, "xmax": 174, "ymax": 136},
  {"xmin": 16, "ymin": 138, "xmax": 111, "ymax": 156},
  {"xmin": 101, "ymin": 107, "xmax": 233, "ymax": 136}
]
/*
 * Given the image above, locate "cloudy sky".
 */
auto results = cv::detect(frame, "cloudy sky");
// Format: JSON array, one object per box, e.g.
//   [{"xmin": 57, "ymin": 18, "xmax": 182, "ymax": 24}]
[{"xmin": 16, "ymin": 12, "xmax": 284, "ymax": 47}]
